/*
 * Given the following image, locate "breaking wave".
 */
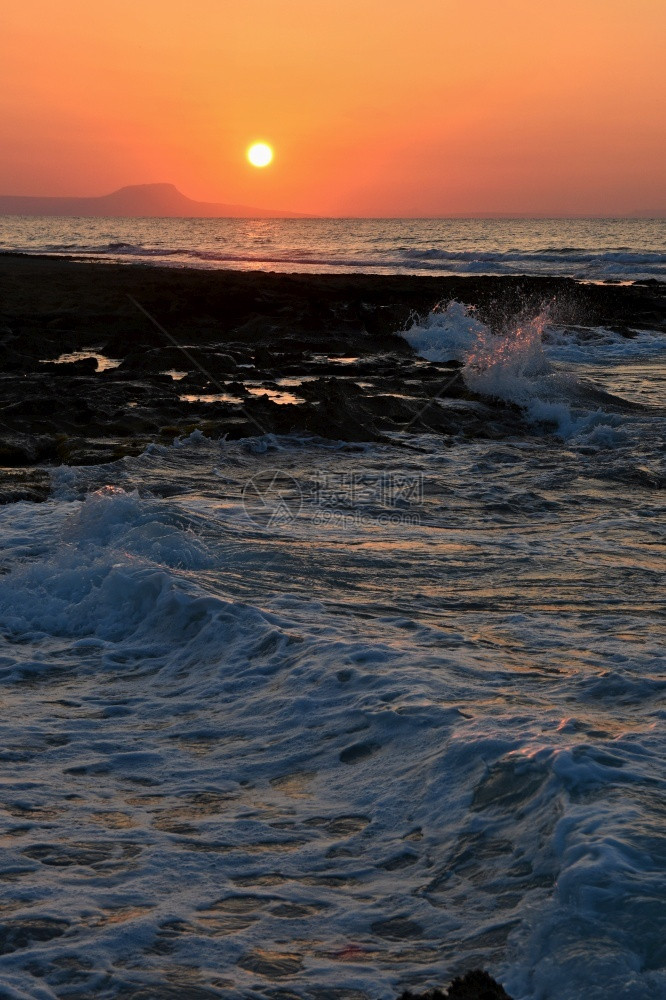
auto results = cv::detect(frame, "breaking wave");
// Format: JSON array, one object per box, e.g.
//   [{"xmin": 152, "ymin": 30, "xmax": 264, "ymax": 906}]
[{"xmin": 402, "ymin": 301, "xmax": 664, "ymax": 439}]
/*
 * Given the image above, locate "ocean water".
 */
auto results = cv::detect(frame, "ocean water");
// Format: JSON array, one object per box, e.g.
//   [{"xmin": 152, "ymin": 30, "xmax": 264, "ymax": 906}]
[
  {"xmin": 0, "ymin": 299, "xmax": 664, "ymax": 999},
  {"xmin": 0, "ymin": 216, "xmax": 665, "ymax": 281}
]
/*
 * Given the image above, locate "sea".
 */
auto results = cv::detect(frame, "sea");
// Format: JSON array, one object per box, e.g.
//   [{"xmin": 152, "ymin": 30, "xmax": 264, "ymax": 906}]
[
  {"xmin": 0, "ymin": 215, "xmax": 665, "ymax": 281},
  {"xmin": 0, "ymin": 217, "xmax": 664, "ymax": 1000}
]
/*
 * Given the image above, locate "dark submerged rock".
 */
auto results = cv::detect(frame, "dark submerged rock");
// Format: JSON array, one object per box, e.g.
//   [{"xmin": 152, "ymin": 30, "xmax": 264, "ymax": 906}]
[{"xmin": 398, "ymin": 969, "xmax": 513, "ymax": 1000}]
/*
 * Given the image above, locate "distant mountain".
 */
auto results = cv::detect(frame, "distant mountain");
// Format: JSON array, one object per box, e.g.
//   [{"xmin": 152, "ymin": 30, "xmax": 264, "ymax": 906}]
[{"xmin": 0, "ymin": 183, "xmax": 309, "ymax": 218}]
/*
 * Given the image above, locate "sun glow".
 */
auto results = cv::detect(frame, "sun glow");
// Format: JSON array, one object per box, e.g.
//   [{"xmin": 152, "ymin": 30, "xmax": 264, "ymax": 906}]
[{"xmin": 247, "ymin": 142, "xmax": 273, "ymax": 168}]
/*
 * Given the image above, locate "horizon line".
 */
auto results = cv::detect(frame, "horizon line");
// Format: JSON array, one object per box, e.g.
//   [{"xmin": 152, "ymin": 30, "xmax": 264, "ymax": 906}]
[{"xmin": 1, "ymin": 212, "xmax": 665, "ymax": 221}]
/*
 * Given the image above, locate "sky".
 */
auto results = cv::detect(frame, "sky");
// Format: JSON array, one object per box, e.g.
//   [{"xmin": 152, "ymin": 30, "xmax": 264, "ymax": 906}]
[{"xmin": 1, "ymin": 0, "xmax": 664, "ymax": 216}]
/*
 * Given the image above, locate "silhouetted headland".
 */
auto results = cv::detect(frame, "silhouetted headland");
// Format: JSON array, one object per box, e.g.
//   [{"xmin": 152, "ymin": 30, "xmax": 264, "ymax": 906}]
[{"xmin": 0, "ymin": 183, "xmax": 309, "ymax": 218}]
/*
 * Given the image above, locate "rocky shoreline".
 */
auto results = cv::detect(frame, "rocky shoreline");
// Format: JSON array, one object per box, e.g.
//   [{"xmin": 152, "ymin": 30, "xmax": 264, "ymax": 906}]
[{"xmin": 1, "ymin": 253, "xmax": 664, "ymax": 503}]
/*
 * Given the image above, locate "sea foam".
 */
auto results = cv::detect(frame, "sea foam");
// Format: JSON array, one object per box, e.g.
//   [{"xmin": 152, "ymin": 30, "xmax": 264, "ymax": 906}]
[{"xmin": 402, "ymin": 302, "xmax": 659, "ymax": 440}]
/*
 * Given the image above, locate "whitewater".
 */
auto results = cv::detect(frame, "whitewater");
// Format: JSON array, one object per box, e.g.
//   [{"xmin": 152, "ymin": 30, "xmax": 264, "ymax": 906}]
[{"xmin": 0, "ymin": 306, "xmax": 664, "ymax": 1000}]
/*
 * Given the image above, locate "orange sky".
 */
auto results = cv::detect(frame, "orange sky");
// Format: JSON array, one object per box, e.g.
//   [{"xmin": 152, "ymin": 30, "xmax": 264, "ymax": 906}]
[{"xmin": 1, "ymin": 0, "xmax": 664, "ymax": 216}]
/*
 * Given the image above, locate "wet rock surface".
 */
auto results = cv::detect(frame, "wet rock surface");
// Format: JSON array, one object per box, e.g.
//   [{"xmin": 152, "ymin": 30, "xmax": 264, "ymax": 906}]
[{"xmin": 1, "ymin": 254, "xmax": 664, "ymax": 502}]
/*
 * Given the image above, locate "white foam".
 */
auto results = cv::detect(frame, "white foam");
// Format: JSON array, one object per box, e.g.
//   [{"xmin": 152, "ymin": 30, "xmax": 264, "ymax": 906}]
[
  {"xmin": 544, "ymin": 325, "xmax": 666, "ymax": 364},
  {"xmin": 402, "ymin": 300, "xmax": 490, "ymax": 361},
  {"xmin": 0, "ymin": 441, "xmax": 663, "ymax": 998},
  {"xmin": 402, "ymin": 302, "xmax": 660, "ymax": 441}
]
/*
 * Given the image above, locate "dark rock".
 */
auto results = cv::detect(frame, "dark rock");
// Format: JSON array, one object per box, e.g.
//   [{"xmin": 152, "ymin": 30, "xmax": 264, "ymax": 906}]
[
  {"xmin": 1, "ymin": 256, "xmax": 663, "ymax": 475},
  {"xmin": 0, "ymin": 469, "xmax": 51, "ymax": 504},
  {"xmin": 254, "ymin": 345, "xmax": 279, "ymax": 367},
  {"xmin": 39, "ymin": 356, "xmax": 98, "ymax": 375},
  {"xmin": 398, "ymin": 969, "xmax": 513, "ymax": 1000},
  {"xmin": 2, "ymin": 348, "xmax": 35, "ymax": 371},
  {"xmin": 234, "ymin": 313, "xmax": 277, "ymax": 340}
]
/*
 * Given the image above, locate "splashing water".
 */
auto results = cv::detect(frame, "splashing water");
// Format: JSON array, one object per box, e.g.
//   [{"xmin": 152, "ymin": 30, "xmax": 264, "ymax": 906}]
[
  {"xmin": 403, "ymin": 300, "xmax": 565, "ymax": 414},
  {"xmin": 402, "ymin": 301, "xmax": 644, "ymax": 439},
  {"xmin": 464, "ymin": 309, "xmax": 551, "ymax": 403}
]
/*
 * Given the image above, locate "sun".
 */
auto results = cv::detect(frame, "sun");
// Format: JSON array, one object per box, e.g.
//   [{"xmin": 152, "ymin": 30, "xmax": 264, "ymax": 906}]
[{"xmin": 247, "ymin": 142, "xmax": 273, "ymax": 168}]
